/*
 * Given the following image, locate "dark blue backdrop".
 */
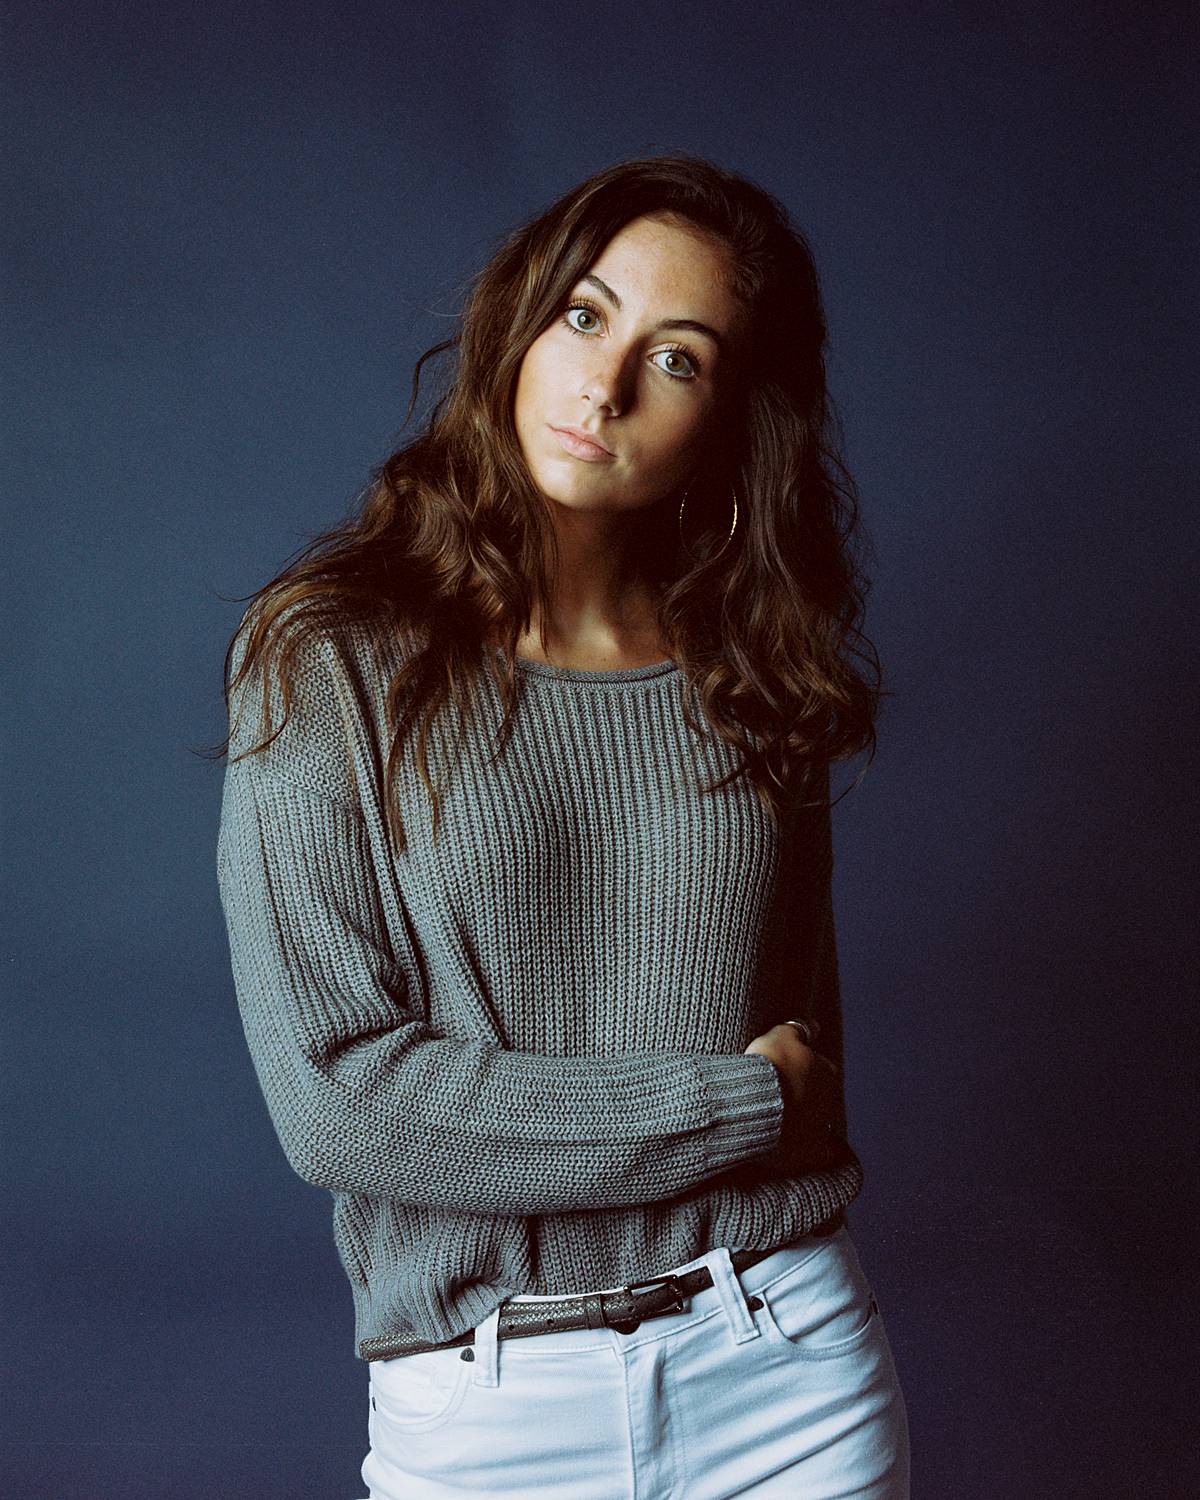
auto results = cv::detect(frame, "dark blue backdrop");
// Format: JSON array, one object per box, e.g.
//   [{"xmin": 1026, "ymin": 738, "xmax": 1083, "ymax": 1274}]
[{"xmin": 5, "ymin": 2, "xmax": 1196, "ymax": 1495}]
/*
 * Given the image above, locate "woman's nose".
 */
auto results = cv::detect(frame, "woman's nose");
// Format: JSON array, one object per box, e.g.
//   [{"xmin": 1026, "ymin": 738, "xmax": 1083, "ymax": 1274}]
[{"xmin": 578, "ymin": 353, "xmax": 631, "ymax": 414}]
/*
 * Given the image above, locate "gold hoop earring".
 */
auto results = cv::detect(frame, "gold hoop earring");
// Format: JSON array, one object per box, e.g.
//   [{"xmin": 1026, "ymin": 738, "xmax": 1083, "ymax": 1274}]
[{"xmin": 678, "ymin": 485, "xmax": 739, "ymax": 563}]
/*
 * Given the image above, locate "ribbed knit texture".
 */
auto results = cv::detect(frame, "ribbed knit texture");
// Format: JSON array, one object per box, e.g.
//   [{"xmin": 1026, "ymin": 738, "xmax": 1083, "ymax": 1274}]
[{"xmin": 215, "ymin": 603, "xmax": 864, "ymax": 1359}]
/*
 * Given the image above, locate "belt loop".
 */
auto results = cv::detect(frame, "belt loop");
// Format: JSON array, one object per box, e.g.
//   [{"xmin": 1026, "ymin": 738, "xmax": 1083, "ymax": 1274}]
[
  {"xmin": 473, "ymin": 1304, "xmax": 502, "ymax": 1386},
  {"xmin": 704, "ymin": 1247, "xmax": 763, "ymax": 1346}
]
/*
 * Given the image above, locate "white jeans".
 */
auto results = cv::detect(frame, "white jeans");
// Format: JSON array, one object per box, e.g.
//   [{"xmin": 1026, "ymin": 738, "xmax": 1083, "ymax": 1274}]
[{"xmin": 360, "ymin": 1223, "xmax": 910, "ymax": 1498}]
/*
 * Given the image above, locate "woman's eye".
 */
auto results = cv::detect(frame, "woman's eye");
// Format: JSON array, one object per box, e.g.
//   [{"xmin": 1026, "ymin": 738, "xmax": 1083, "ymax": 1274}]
[
  {"xmin": 651, "ymin": 346, "xmax": 699, "ymax": 380},
  {"xmin": 562, "ymin": 303, "xmax": 701, "ymax": 383},
  {"xmin": 564, "ymin": 303, "xmax": 602, "ymax": 334}
]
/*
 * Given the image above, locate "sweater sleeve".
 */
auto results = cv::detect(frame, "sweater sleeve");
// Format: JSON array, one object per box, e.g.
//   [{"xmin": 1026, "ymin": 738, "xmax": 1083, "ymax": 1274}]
[
  {"xmin": 739, "ymin": 771, "xmax": 853, "ymax": 1181},
  {"xmin": 806, "ymin": 878, "xmax": 850, "ymax": 1147},
  {"xmin": 215, "ymin": 755, "xmax": 786, "ymax": 1215},
  {"xmin": 805, "ymin": 778, "xmax": 850, "ymax": 1147}
]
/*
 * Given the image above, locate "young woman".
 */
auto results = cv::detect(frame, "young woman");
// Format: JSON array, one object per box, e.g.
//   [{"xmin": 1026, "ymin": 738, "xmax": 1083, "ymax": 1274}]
[{"xmin": 214, "ymin": 153, "xmax": 910, "ymax": 1497}]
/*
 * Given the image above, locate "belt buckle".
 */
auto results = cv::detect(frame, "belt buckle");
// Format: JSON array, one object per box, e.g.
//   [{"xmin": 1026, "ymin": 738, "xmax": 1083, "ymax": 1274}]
[{"xmin": 620, "ymin": 1272, "xmax": 689, "ymax": 1319}]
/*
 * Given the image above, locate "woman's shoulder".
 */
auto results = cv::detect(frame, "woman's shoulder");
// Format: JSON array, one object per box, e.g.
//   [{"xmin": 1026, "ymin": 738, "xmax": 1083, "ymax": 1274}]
[
  {"xmin": 225, "ymin": 593, "xmax": 426, "ymax": 797},
  {"xmin": 230, "ymin": 592, "xmax": 427, "ymax": 686}
]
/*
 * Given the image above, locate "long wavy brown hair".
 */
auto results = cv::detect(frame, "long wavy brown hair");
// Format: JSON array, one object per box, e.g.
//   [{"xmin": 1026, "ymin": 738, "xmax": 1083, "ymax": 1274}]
[{"xmin": 203, "ymin": 152, "xmax": 883, "ymax": 853}]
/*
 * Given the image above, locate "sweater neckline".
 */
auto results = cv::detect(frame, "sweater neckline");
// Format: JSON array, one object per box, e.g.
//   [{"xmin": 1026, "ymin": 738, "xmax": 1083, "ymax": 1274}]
[{"xmin": 483, "ymin": 642, "xmax": 681, "ymax": 684}]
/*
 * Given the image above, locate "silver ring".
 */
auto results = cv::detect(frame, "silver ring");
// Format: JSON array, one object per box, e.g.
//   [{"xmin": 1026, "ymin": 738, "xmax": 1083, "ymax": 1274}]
[{"xmin": 783, "ymin": 1018, "xmax": 819, "ymax": 1045}]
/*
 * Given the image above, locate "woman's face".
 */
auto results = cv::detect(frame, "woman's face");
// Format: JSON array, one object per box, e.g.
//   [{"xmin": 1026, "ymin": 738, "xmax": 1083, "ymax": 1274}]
[{"xmin": 513, "ymin": 213, "xmax": 744, "ymax": 518}]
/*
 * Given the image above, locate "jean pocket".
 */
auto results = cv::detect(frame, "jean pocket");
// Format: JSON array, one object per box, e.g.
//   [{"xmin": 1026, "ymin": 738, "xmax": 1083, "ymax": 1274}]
[
  {"xmin": 753, "ymin": 1234, "xmax": 881, "ymax": 1361},
  {"xmin": 369, "ymin": 1347, "xmax": 473, "ymax": 1433}
]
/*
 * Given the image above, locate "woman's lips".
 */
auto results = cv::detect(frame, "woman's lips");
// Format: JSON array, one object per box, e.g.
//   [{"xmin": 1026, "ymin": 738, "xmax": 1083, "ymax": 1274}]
[{"xmin": 549, "ymin": 425, "xmax": 616, "ymax": 462}]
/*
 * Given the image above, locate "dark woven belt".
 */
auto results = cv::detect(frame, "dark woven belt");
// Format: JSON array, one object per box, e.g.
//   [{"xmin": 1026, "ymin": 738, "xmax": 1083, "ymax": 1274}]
[{"xmin": 359, "ymin": 1208, "xmax": 845, "ymax": 1363}]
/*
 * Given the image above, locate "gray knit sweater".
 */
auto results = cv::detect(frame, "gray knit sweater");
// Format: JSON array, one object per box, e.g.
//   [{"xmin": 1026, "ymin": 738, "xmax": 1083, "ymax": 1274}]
[{"xmin": 215, "ymin": 603, "xmax": 864, "ymax": 1360}]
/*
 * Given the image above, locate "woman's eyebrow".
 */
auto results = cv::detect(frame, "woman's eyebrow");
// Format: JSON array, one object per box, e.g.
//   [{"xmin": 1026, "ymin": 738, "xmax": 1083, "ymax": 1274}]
[{"xmin": 580, "ymin": 272, "xmax": 725, "ymax": 352}]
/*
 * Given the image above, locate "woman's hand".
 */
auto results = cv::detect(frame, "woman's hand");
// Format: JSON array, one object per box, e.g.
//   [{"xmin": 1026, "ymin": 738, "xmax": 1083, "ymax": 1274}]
[{"xmin": 744, "ymin": 1024, "xmax": 842, "ymax": 1169}]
